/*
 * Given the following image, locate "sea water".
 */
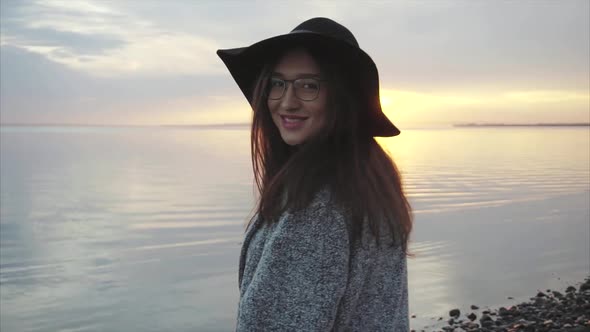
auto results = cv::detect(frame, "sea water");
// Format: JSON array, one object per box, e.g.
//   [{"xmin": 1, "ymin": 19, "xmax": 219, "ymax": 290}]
[{"xmin": 1, "ymin": 126, "xmax": 588, "ymax": 331}]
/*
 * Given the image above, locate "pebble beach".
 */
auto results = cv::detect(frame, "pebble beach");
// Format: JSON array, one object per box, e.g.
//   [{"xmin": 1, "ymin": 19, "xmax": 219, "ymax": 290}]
[{"xmin": 413, "ymin": 277, "xmax": 590, "ymax": 332}]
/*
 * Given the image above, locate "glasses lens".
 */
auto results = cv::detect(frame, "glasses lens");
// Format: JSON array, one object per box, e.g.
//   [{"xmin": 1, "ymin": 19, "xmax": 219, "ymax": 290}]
[
  {"xmin": 294, "ymin": 78, "xmax": 320, "ymax": 101},
  {"xmin": 268, "ymin": 78, "xmax": 285, "ymax": 100}
]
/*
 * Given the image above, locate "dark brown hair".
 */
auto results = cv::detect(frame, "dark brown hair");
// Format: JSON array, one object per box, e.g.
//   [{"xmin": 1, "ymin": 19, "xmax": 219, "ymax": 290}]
[{"xmin": 248, "ymin": 45, "xmax": 413, "ymax": 253}]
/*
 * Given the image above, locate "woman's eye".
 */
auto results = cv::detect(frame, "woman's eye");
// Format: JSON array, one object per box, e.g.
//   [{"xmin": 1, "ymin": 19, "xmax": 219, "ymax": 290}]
[
  {"xmin": 270, "ymin": 79, "xmax": 284, "ymax": 87},
  {"xmin": 300, "ymin": 80, "xmax": 319, "ymax": 90}
]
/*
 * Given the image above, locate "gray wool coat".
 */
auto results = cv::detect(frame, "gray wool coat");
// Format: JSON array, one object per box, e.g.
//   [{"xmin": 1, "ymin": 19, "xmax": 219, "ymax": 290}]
[{"xmin": 235, "ymin": 190, "xmax": 409, "ymax": 331}]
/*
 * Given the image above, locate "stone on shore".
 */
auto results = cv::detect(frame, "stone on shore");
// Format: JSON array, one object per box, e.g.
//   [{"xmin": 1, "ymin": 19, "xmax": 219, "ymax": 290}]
[{"xmin": 433, "ymin": 276, "xmax": 590, "ymax": 332}]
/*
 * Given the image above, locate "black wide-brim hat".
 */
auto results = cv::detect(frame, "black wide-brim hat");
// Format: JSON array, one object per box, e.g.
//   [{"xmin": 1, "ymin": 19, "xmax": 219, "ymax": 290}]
[{"xmin": 216, "ymin": 17, "xmax": 400, "ymax": 137}]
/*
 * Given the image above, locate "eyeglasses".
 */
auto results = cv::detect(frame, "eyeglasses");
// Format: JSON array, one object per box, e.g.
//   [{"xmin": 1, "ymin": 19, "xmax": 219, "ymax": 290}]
[{"xmin": 267, "ymin": 77, "xmax": 327, "ymax": 101}]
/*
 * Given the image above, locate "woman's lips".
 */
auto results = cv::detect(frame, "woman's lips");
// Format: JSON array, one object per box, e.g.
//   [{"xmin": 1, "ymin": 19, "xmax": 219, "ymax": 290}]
[{"xmin": 280, "ymin": 115, "xmax": 308, "ymax": 130}]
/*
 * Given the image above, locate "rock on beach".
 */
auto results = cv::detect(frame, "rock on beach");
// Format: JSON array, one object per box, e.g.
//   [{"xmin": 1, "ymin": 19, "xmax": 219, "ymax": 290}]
[{"xmin": 412, "ymin": 277, "xmax": 590, "ymax": 332}]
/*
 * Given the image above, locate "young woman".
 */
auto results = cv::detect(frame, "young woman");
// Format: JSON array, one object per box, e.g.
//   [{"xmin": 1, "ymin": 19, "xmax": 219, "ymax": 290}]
[{"xmin": 217, "ymin": 17, "xmax": 413, "ymax": 331}]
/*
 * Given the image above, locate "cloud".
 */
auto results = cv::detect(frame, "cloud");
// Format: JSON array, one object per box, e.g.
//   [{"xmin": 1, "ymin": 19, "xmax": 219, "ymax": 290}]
[
  {"xmin": 2, "ymin": 0, "xmax": 588, "ymax": 83},
  {"xmin": 1, "ymin": 0, "xmax": 588, "ymax": 125},
  {"xmin": 0, "ymin": 45, "xmax": 237, "ymax": 125},
  {"xmin": 504, "ymin": 91, "xmax": 590, "ymax": 104},
  {"xmin": 1, "ymin": 0, "xmax": 223, "ymax": 77},
  {"xmin": 1, "ymin": 25, "xmax": 125, "ymax": 55}
]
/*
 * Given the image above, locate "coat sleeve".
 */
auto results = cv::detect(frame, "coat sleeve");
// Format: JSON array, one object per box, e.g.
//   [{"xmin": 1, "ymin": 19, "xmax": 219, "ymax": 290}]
[{"xmin": 236, "ymin": 206, "xmax": 350, "ymax": 332}]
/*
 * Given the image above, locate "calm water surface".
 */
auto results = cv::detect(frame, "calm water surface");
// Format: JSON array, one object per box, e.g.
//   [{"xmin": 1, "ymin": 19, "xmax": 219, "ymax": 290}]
[{"xmin": 1, "ymin": 126, "xmax": 588, "ymax": 331}]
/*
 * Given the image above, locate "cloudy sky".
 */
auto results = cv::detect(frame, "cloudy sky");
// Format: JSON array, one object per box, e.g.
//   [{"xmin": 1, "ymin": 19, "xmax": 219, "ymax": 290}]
[{"xmin": 1, "ymin": 0, "xmax": 588, "ymax": 127}]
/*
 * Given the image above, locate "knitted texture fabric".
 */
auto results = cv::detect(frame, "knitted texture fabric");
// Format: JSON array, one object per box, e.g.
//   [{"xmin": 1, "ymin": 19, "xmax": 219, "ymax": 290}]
[{"xmin": 236, "ymin": 190, "xmax": 409, "ymax": 331}]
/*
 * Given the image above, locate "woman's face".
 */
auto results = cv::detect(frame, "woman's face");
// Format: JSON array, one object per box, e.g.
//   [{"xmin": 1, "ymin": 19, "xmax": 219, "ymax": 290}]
[{"xmin": 267, "ymin": 49, "xmax": 328, "ymax": 146}]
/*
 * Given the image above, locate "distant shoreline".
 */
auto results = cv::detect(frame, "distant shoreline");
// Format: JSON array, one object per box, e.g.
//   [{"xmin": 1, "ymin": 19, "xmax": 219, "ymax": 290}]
[
  {"xmin": 454, "ymin": 123, "xmax": 590, "ymax": 127},
  {"xmin": 1, "ymin": 122, "xmax": 588, "ymax": 129}
]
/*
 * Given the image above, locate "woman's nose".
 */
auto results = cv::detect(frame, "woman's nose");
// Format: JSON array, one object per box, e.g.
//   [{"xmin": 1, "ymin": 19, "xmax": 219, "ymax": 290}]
[{"xmin": 280, "ymin": 83, "xmax": 300, "ymax": 109}]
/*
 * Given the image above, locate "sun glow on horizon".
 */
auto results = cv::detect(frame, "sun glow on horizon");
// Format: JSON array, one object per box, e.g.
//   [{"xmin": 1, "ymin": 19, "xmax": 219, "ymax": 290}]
[{"xmin": 379, "ymin": 88, "xmax": 590, "ymax": 127}]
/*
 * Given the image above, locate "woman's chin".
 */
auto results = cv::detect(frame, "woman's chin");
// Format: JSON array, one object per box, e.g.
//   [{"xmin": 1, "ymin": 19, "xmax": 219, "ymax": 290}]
[
  {"xmin": 279, "ymin": 131, "xmax": 306, "ymax": 146},
  {"xmin": 281, "ymin": 136, "xmax": 303, "ymax": 146}
]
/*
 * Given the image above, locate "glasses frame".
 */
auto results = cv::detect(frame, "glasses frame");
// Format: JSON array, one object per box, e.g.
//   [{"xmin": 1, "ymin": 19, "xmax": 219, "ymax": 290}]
[{"xmin": 267, "ymin": 77, "xmax": 328, "ymax": 102}]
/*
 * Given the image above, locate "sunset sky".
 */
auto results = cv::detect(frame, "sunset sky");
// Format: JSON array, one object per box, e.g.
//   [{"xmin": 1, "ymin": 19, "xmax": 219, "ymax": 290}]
[{"xmin": 1, "ymin": 0, "xmax": 588, "ymax": 127}]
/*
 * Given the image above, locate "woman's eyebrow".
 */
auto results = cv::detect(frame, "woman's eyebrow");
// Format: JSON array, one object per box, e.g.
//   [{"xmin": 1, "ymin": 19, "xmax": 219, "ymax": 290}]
[{"xmin": 271, "ymin": 72, "xmax": 322, "ymax": 78}]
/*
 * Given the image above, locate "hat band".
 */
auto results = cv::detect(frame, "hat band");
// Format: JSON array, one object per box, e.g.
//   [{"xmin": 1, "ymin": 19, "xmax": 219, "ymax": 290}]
[{"xmin": 290, "ymin": 29, "xmax": 313, "ymax": 34}]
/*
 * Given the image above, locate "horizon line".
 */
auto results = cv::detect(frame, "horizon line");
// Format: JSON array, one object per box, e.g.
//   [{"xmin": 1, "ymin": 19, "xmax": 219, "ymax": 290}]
[
  {"xmin": 0, "ymin": 122, "xmax": 252, "ymax": 127},
  {"xmin": 454, "ymin": 122, "xmax": 590, "ymax": 127},
  {"xmin": 1, "ymin": 122, "xmax": 589, "ymax": 128}
]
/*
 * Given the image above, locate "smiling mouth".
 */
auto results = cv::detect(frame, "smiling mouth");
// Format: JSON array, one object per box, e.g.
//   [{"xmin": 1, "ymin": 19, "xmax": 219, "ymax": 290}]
[
  {"xmin": 279, "ymin": 114, "xmax": 308, "ymax": 130},
  {"xmin": 280, "ymin": 115, "xmax": 309, "ymax": 122}
]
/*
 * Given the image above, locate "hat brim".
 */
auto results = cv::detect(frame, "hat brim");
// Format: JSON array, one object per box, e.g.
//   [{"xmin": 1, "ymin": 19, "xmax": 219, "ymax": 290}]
[{"xmin": 217, "ymin": 32, "xmax": 400, "ymax": 137}]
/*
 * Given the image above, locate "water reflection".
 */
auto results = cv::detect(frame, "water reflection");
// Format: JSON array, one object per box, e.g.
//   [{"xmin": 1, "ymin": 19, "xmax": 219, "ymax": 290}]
[{"xmin": 1, "ymin": 126, "xmax": 588, "ymax": 331}]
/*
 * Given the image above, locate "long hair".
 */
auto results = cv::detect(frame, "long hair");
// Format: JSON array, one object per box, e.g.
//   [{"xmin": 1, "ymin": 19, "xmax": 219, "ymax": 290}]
[{"xmin": 248, "ymin": 45, "xmax": 413, "ymax": 253}]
